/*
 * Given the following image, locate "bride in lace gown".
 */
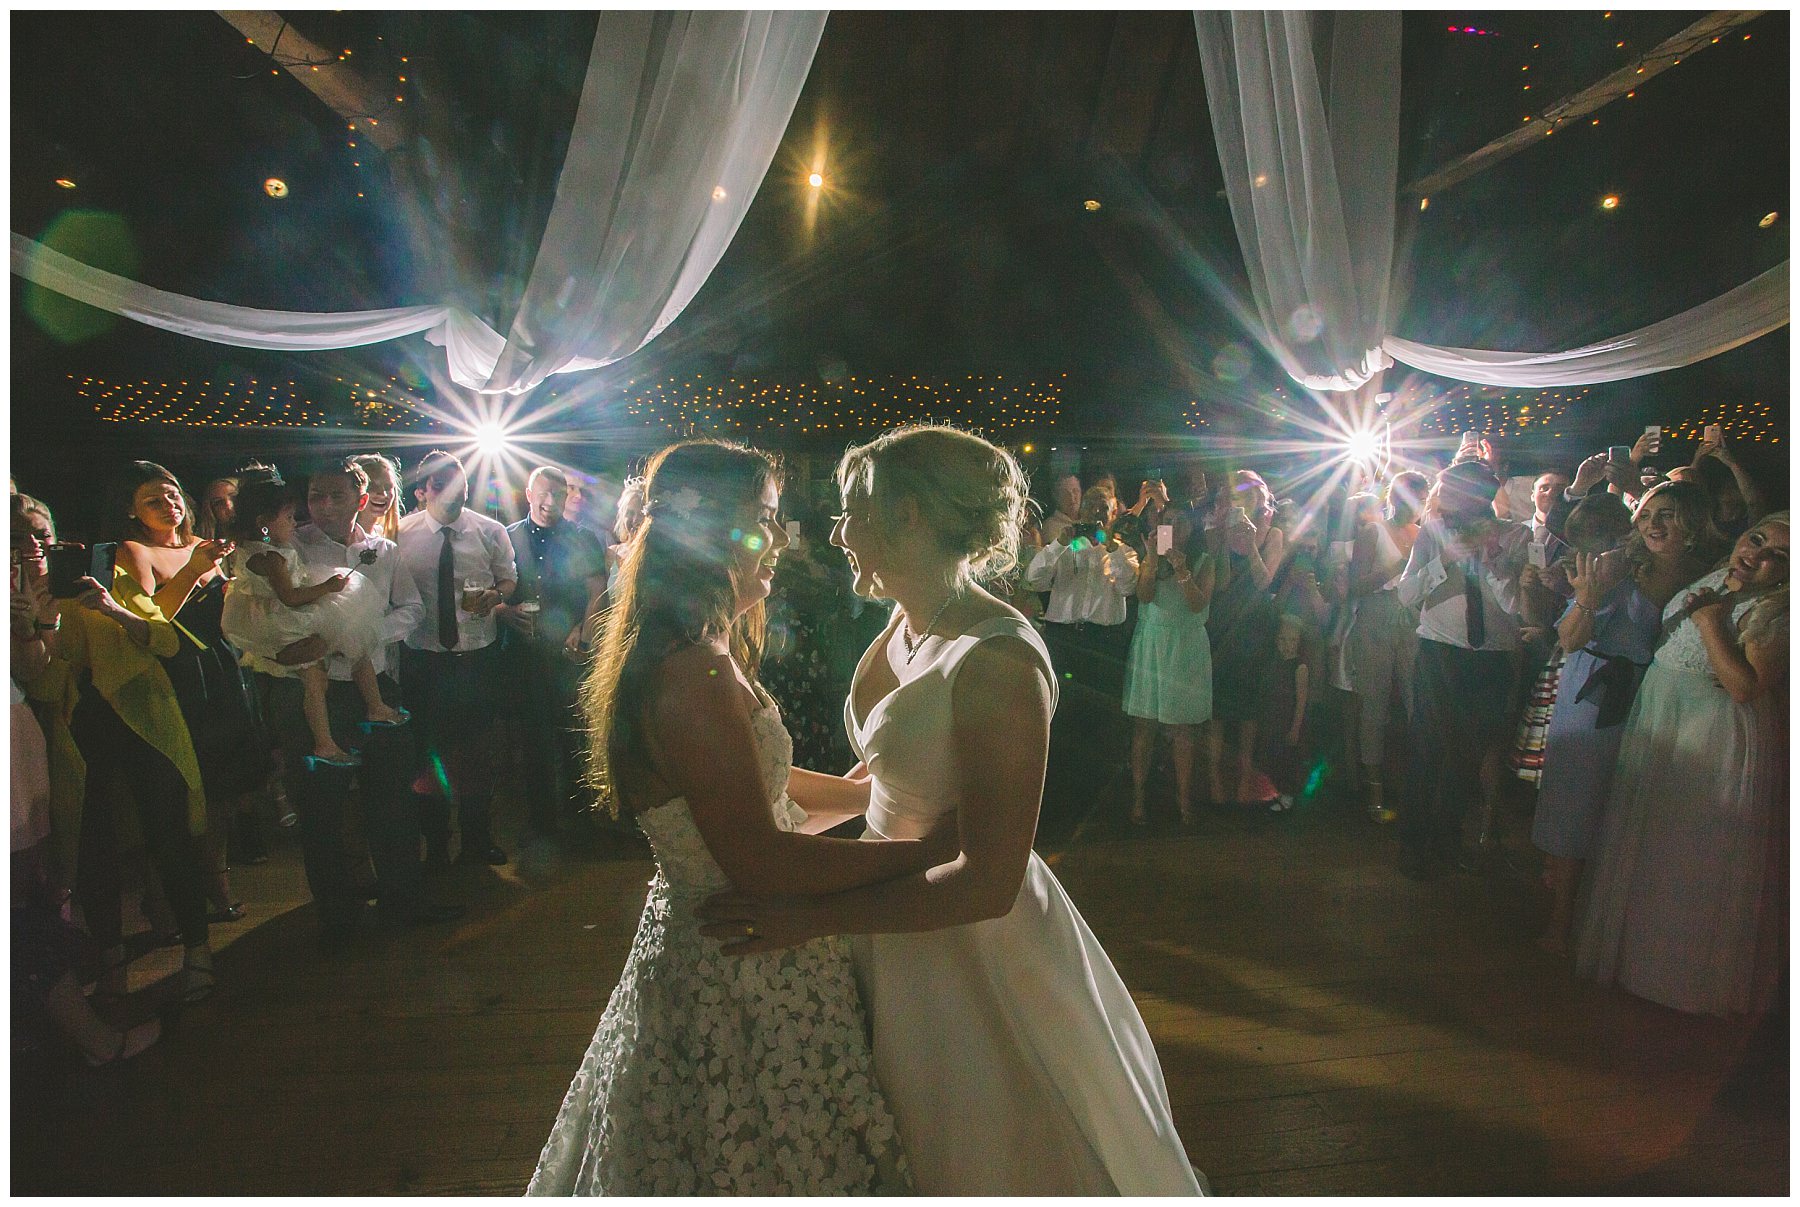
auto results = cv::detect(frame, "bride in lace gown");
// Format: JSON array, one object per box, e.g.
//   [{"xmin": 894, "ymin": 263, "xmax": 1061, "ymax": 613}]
[
  {"xmin": 702, "ymin": 426, "xmax": 1205, "ymax": 1195},
  {"xmin": 529, "ymin": 441, "xmax": 930, "ymax": 1195}
]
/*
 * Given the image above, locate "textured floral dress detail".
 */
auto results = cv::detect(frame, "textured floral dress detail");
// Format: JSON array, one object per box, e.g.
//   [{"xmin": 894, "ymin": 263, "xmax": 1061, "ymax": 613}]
[{"xmin": 528, "ymin": 702, "xmax": 911, "ymax": 1195}]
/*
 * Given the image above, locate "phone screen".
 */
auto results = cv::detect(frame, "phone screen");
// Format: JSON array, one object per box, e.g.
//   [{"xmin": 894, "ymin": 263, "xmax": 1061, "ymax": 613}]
[{"xmin": 46, "ymin": 544, "xmax": 89, "ymax": 598}]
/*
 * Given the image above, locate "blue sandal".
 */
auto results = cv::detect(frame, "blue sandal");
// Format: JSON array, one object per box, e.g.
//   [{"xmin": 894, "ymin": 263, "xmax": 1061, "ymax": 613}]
[{"xmin": 357, "ymin": 708, "xmax": 412, "ymax": 733}]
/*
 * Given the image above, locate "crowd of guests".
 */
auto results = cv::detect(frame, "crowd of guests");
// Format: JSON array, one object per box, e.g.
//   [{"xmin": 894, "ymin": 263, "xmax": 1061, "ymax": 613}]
[
  {"xmin": 1016, "ymin": 427, "xmax": 1786, "ymax": 1019},
  {"xmin": 11, "ymin": 450, "xmax": 637, "ymax": 1066},
  {"xmin": 10, "ymin": 423, "xmax": 1785, "ymax": 1072}
]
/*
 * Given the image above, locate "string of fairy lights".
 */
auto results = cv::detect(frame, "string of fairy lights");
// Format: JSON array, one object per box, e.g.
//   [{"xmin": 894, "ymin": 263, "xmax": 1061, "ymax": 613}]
[
  {"xmin": 77, "ymin": 373, "xmax": 431, "ymax": 430},
  {"xmin": 619, "ymin": 373, "xmax": 1064, "ymax": 436},
  {"xmin": 1183, "ymin": 382, "xmax": 1782, "ymax": 445},
  {"xmin": 73, "ymin": 369, "xmax": 1779, "ymax": 447}
]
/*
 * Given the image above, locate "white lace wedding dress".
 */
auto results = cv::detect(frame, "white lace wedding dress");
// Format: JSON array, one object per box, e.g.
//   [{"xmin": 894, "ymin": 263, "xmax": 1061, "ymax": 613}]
[
  {"xmin": 528, "ymin": 701, "xmax": 912, "ymax": 1195},
  {"xmin": 847, "ymin": 615, "xmax": 1206, "ymax": 1195}
]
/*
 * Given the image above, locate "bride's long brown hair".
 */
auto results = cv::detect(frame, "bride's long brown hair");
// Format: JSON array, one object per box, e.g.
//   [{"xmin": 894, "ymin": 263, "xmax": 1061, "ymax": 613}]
[{"xmin": 580, "ymin": 439, "xmax": 781, "ymax": 816}]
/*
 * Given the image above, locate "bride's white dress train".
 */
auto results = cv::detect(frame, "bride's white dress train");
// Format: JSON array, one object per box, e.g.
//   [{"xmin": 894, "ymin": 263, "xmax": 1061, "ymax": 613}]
[
  {"xmin": 848, "ymin": 615, "xmax": 1206, "ymax": 1195},
  {"xmin": 528, "ymin": 702, "xmax": 911, "ymax": 1195}
]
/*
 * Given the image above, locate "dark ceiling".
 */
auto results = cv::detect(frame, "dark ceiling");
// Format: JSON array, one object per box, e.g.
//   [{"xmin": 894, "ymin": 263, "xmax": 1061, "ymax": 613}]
[{"xmin": 10, "ymin": 9, "xmax": 1791, "ymax": 463}]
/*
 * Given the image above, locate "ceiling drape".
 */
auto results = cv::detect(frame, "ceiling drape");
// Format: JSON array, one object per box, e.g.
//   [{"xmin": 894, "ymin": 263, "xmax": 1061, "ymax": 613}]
[
  {"xmin": 1194, "ymin": 10, "xmax": 1788, "ymax": 393},
  {"xmin": 11, "ymin": 11, "xmax": 826, "ymax": 396}
]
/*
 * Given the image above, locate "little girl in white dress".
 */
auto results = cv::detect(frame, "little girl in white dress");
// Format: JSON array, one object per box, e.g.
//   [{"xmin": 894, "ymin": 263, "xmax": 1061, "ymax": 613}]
[{"xmin": 221, "ymin": 485, "xmax": 404, "ymax": 768}]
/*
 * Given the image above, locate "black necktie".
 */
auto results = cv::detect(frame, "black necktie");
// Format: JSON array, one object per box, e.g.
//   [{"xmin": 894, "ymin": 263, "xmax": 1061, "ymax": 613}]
[
  {"xmin": 438, "ymin": 526, "xmax": 459, "ymax": 650},
  {"xmin": 1463, "ymin": 560, "xmax": 1486, "ymax": 648}
]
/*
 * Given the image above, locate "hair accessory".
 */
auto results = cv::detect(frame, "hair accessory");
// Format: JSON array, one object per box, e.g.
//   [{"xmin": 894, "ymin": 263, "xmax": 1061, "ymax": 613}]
[{"xmin": 648, "ymin": 486, "xmax": 703, "ymax": 521}]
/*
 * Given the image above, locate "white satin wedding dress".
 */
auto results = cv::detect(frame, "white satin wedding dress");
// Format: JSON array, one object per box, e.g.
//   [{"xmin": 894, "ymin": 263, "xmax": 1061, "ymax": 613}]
[{"xmin": 846, "ymin": 615, "xmax": 1205, "ymax": 1195}]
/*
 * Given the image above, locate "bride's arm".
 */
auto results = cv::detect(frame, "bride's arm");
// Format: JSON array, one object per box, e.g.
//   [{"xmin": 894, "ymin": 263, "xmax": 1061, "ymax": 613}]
[
  {"xmin": 651, "ymin": 650, "xmax": 936, "ymax": 897},
  {"xmin": 786, "ymin": 765, "xmax": 872, "ymax": 833},
  {"xmin": 700, "ymin": 638, "xmax": 1051, "ymax": 950}
]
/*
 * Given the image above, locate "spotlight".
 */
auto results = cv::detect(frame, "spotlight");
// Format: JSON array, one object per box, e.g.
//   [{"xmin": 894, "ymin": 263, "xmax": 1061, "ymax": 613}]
[
  {"xmin": 1600, "ymin": 194, "xmax": 1619, "ymax": 210},
  {"xmin": 472, "ymin": 421, "xmax": 510, "ymax": 455},
  {"xmin": 1342, "ymin": 429, "xmax": 1382, "ymax": 463},
  {"xmin": 807, "ymin": 172, "xmax": 824, "ymax": 189},
  {"xmin": 264, "ymin": 177, "xmax": 289, "ymax": 198}
]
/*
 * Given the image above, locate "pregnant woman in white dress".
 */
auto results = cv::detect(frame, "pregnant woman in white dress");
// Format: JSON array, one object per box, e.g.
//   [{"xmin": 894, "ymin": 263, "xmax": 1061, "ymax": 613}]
[
  {"xmin": 702, "ymin": 425, "xmax": 1205, "ymax": 1195},
  {"xmin": 529, "ymin": 440, "xmax": 932, "ymax": 1195}
]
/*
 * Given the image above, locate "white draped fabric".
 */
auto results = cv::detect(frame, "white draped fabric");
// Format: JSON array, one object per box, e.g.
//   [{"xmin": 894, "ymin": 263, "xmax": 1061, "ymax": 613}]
[
  {"xmin": 11, "ymin": 11, "xmax": 825, "ymax": 395},
  {"xmin": 1385, "ymin": 261, "xmax": 1790, "ymax": 387},
  {"xmin": 1194, "ymin": 11, "xmax": 1788, "ymax": 393},
  {"xmin": 1194, "ymin": 10, "xmax": 1400, "ymax": 392}
]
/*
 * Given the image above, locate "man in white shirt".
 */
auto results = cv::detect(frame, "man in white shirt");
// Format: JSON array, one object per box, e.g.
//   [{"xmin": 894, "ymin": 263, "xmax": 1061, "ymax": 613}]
[
  {"xmin": 249, "ymin": 459, "xmax": 458, "ymax": 946},
  {"xmin": 395, "ymin": 451, "xmax": 518, "ymax": 867},
  {"xmin": 1025, "ymin": 488, "xmax": 1139, "ymax": 836},
  {"xmin": 1392, "ymin": 460, "xmax": 1530, "ymax": 881},
  {"xmin": 1040, "ymin": 474, "xmax": 1082, "ymax": 546}
]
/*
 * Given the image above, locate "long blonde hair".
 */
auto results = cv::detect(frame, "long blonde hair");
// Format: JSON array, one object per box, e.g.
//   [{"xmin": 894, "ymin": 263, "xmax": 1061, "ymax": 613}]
[
  {"xmin": 580, "ymin": 440, "xmax": 781, "ymax": 816},
  {"xmin": 350, "ymin": 453, "xmax": 403, "ymax": 539}
]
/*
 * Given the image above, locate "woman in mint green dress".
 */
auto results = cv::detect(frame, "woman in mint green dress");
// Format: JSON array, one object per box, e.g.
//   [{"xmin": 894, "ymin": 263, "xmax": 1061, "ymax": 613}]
[{"xmin": 1123, "ymin": 524, "xmax": 1216, "ymax": 826}]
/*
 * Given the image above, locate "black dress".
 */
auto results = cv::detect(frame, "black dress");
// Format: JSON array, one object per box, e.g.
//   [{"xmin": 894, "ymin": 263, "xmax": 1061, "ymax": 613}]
[
  {"xmin": 1207, "ymin": 551, "xmax": 1279, "ymax": 725},
  {"xmin": 164, "ymin": 576, "xmax": 273, "ymax": 800}
]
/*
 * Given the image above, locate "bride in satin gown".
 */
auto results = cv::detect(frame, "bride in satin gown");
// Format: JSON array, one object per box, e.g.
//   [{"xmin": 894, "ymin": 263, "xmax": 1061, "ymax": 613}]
[{"xmin": 702, "ymin": 425, "xmax": 1205, "ymax": 1195}]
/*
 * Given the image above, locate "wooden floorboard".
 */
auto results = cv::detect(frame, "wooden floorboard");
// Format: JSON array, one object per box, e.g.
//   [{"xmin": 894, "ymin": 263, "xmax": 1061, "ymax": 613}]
[{"xmin": 11, "ymin": 785, "xmax": 1787, "ymax": 1196}]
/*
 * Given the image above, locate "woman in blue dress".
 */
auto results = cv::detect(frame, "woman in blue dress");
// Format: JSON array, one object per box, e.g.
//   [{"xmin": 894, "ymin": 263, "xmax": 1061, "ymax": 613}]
[
  {"xmin": 1122, "ymin": 520, "xmax": 1216, "ymax": 826},
  {"xmin": 1533, "ymin": 482, "xmax": 1719, "ymax": 953}
]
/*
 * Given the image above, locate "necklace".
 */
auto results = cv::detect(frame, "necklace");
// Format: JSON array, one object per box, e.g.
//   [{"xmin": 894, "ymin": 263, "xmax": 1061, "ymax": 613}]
[{"xmin": 901, "ymin": 591, "xmax": 958, "ymax": 666}]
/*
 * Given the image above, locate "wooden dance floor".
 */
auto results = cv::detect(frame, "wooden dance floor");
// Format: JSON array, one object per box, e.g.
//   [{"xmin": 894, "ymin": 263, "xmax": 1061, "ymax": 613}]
[{"xmin": 14, "ymin": 790, "xmax": 1787, "ymax": 1195}]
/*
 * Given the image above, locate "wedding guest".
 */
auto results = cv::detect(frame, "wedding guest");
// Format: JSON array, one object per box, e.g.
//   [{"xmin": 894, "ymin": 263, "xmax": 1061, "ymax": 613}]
[
  {"xmin": 1122, "ymin": 518, "xmax": 1215, "ymax": 826},
  {"xmin": 1205, "ymin": 470, "xmax": 1286, "ymax": 804},
  {"xmin": 1025, "ymin": 485, "xmax": 1138, "ymax": 836},
  {"xmin": 1393, "ymin": 460, "xmax": 1531, "ymax": 879},
  {"xmin": 1531, "ymin": 484, "xmax": 1716, "ymax": 953},
  {"xmin": 605, "ymin": 476, "xmax": 647, "ymax": 600},
  {"xmin": 258, "ymin": 460, "xmax": 454, "ymax": 941},
  {"xmin": 222, "ymin": 472, "xmax": 404, "ymax": 767},
  {"xmin": 1688, "ymin": 430, "xmax": 1768, "ymax": 540},
  {"xmin": 15, "ymin": 494, "xmax": 217, "ymax": 1001},
  {"xmin": 193, "ymin": 475, "xmax": 239, "ymax": 541},
  {"xmin": 395, "ymin": 451, "xmax": 518, "ymax": 867},
  {"xmin": 499, "ymin": 466, "xmax": 608, "ymax": 837},
  {"xmin": 1040, "ymin": 474, "xmax": 1082, "ymax": 545},
  {"xmin": 1575, "ymin": 514, "xmax": 1788, "ymax": 1015},
  {"xmin": 350, "ymin": 453, "xmax": 403, "ymax": 541},
  {"xmin": 112, "ymin": 461, "xmax": 259, "ymax": 925},
  {"xmin": 1342, "ymin": 471, "xmax": 1426, "ymax": 823},
  {"xmin": 14, "ymin": 589, "xmax": 162, "ymax": 1064},
  {"xmin": 1258, "ymin": 614, "xmax": 1312, "ymax": 813}
]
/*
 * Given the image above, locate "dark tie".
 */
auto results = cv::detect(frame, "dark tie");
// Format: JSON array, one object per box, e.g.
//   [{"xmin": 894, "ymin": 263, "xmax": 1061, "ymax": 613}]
[
  {"xmin": 1463, "ymin": 560, "xmax": 1486, "ymax": 648},
  {"xmin": 437, "ymin": 526, "xmax": 459, "ymax": 650}
]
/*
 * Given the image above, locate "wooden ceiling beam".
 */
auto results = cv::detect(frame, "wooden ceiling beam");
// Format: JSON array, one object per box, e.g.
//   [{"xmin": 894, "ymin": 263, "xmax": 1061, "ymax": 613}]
[
  {"xmin": 217, "ymin": 11, "xmax": 409, "ymax": 151},
  {"xmin": 1403, "ymin": 10, "xmax": 1764, "ymax": 199}
]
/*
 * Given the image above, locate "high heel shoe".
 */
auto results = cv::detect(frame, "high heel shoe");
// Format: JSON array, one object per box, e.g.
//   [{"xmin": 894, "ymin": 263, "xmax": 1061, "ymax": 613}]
[
  {"xmin": 182, "ymin": 945, "xmax": 216, "ymax": 1004},
  {"xmin": 357, "ymin": 707, "xmax": 412, "ymax": 733},
  {"xmin": 303, "ymin": 750, "xmax": 363, "ymax": 772}
]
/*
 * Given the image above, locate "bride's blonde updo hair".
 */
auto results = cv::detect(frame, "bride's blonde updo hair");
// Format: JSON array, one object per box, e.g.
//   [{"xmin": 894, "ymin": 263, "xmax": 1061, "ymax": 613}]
[{"xmin": 836, "ymin": 424, "xmax": 1030, "ymax": 586}]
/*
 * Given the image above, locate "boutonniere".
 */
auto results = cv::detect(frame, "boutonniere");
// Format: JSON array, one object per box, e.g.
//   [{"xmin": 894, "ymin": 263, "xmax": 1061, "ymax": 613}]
[{"xmin": 350, "ymin": 546, "xmax": 381, "ymax": 576}]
